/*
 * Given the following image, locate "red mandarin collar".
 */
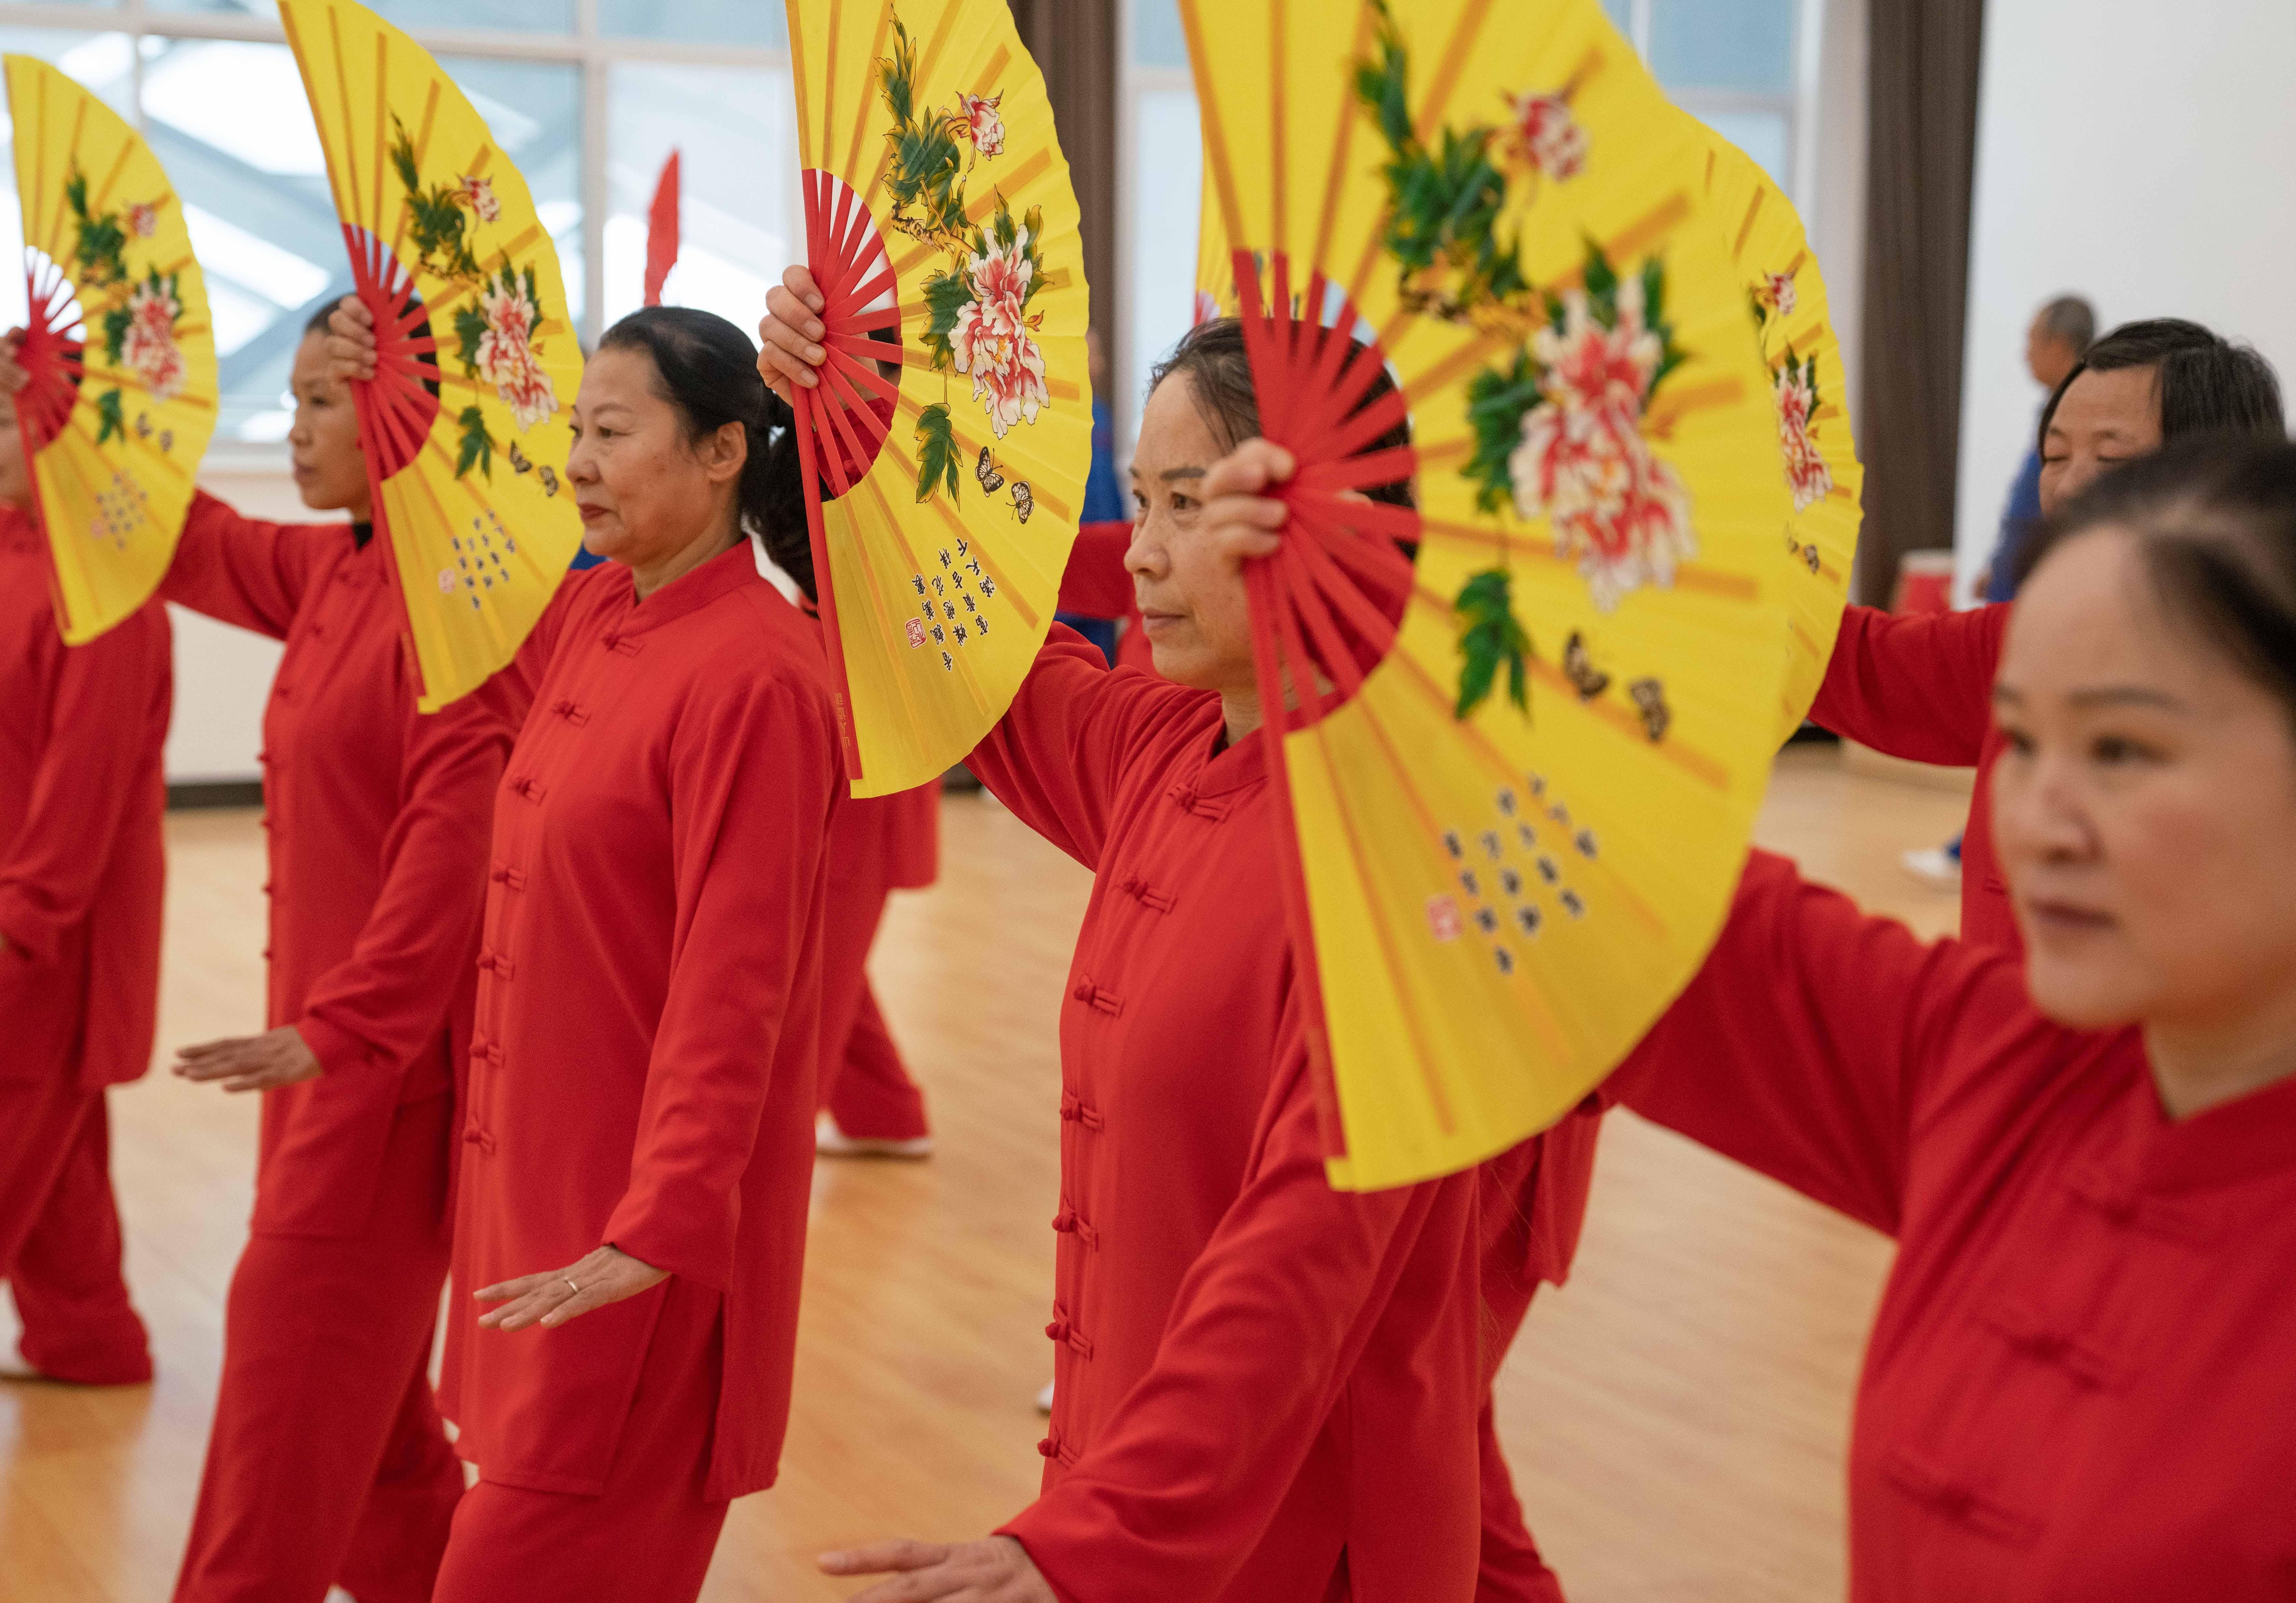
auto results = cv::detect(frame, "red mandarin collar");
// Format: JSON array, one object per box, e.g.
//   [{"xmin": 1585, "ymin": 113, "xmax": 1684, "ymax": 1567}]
[
  {"xmin": 606, "ymin": 539, "xmax": 768, "ymax": 638},
  {"xmin": 2107, "ymin": 1039, "xmax": 2296, "ymax": 1196},
  {"xmin": 1193, "ymin": 715, "xmax": 1269, "ymax": 797}
]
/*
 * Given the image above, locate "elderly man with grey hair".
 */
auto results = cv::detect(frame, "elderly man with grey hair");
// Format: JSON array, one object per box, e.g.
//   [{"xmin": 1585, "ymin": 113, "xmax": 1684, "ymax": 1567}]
[{"xmin": 1903, "ymin": 293, "xmax": 2095, "ymax": 890}]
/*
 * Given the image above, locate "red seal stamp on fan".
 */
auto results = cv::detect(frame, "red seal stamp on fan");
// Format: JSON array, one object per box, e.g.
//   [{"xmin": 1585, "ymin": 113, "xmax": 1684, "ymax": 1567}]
[
  {"xmin": 1425, "ymin": 895, "xmax": 1463, "ymax": 943},
  {"xmin": 906, "ymin": 617, "xmax": 926, "ymax": 648}
]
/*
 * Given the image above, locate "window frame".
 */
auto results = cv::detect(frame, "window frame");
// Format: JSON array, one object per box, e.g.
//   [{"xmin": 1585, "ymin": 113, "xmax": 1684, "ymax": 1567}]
[{"xmin": 0, "ymin": 0, "xmax": 799, "ymax": 464}]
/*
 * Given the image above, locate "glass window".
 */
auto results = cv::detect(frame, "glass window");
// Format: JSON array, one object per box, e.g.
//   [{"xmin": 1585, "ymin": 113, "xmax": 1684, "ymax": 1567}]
[
  {"xmin": 1648, "ymin": 0, "xmax": 1797, "ymax": 94},
  {"xmin": 138, "ymin": 38, "xmax": 582, "ymax": 443},
  {"xmin": 603, "ymin": 61, "xmax": 793, "ymax": 336},
  {"xmin": 1693, "ymin": 108, "xmax": 1792, "ymax": 192},
  {"xmin": 1125, "ymin": 85, "xmax": 1201, "ymax": 424},
  {"xmin": 148, "ymin": 0, "xmax": 577, "ymax": 33},
  {"xmin": 1130, "ymin": 0, "xmax": 1189, "ymax": 72},
  {"xmin": 137, "ymin": 36, "xmax": 346, "ymax": 442},
  {"xmin": 601, "ymin": 0, "xmax": 786, "ymax": 49},
  {"xmin": 436, "ymin": 54, "xmax": 584, "ymax": 330}
]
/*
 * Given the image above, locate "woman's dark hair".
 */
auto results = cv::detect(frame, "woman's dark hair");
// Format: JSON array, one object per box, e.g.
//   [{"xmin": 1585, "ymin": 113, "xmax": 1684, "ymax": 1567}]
[
  {"xmin": 1149, "ymin": 316, "xmax": 1415, "ymax": 510},
  {"xmin": 2036, "ymin": 318, "xmax": 2284, "ymax": 455},
  {"xmin": 598, "ymin": 305, "xmax": 812, "ymax": 599},
  {"xmin": 303, "ymin": 302, "xmax": 339, "ymax": 338},
  {"xmin": 2029, "ymin": 435, "xmax": 2296, "ymax": 727}
]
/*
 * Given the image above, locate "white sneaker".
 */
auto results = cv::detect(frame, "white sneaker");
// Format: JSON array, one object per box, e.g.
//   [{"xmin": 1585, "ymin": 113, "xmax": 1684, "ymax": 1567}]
[
  {"xmin": 815, "ymin": 1112, "xmax": 933, "ymax": 1159},
  {"xmin": 1035, "ymin": 1380, "xmax": 1055, "ymax": 1414},
  {"xmin": 1900, "ymin": 845, "xmax": 1962, "ymax": 890}
]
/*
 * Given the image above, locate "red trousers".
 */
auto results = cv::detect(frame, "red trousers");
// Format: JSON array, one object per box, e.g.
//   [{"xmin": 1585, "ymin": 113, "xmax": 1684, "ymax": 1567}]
[
  {"xmin": 434, "ymin": 1276, "xmax": 729, "ymax": 1603},
  {"xmin": 0, "ymin": 1076, "xmax": 150, "ymax": 1383},
  {"xmin": 817, "ymin": 886, "xmax": 928, "ymax": 1142},
  {"xmin": 173, "ymin": 1090, "xmax": 464, "ymax": 1603},
  {"xmin": 1477, "ymin": 1282, "xmax": 1566, "ymax": 1603}
]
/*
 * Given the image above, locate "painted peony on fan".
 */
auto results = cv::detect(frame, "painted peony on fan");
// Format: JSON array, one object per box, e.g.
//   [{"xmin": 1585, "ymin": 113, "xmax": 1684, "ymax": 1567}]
[
  {"xmin": 1697, "ymin": 126, "xmax": 1862, "ymax": 740},
  {"xmin": 6, "ymin": 54, "xmax": 218, "ymax": 643},
  {"xmin": 784, "ymin": 0, "xmax": 1092, "ymax": 796},
  {"xmin": 1180, "ymin": 0, "xmax": 1794, "ymax": 1189},
  {"xmin": 280, "ymin": 0, "xmax": 584, "ymax": 712}
]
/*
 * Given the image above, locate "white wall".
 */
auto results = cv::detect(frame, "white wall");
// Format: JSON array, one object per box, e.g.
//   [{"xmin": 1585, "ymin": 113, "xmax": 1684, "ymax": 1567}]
[
  {"xmin": 165, "ymin": 467, "xmax": 346, "ymax": 785},
  {"xmin": 1955, "ymin": 0, "xmax": 2296, "ymax": 594}
]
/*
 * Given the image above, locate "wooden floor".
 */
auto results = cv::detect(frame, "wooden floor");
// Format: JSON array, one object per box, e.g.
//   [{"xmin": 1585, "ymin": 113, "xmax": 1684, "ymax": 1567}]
[{"xmin": 0, "ymin": 746, "xmax": 1971, "ymax": 1602}]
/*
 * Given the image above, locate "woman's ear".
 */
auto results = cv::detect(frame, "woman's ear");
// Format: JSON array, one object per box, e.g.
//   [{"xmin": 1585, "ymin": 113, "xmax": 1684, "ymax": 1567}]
[{"xmin": 700, "ymin": 418, "xmax": 749, "ymax": 485}]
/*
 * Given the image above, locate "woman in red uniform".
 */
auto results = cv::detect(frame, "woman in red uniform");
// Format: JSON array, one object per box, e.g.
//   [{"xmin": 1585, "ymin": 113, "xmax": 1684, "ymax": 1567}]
[
  {"xmin": 1230, "ymin": 429, "xmax": 2296, "ymax": 1597},
  {"xmin": 146, "ymin": 305, "xmax": 518, "ymax": 1603},
  {"xmin": 816, "ymin": 785, "xmax": 939, "ymax": 1158},
  {"xmin": 0, "ymin": 370, "xmax": 168, "ymax": 1390},
  {"xmin": 765, "ymin": 279, "xmax": 1591, "ymax": 1601},
  {"xmin": 1815, "ymin": 319, "xmax": 2282, "ymax": 952},
  {"xmin": 327, "ymin": 302, "xmax": 845, "ymax": 1601}
]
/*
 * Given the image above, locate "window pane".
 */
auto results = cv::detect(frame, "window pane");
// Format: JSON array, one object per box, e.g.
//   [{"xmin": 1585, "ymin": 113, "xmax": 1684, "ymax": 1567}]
[
  {"xmin": 148, "ymin": 0, "xmax": 577, "ymax": 33},
  {"xmin": 1693, "ymin": 108, "xmax": 1792, "ymax": 193},
  {"xmin": 602, "ymin": 0, "xmax": 787, "ymax": 48},
  {"xmin": 604, "ymin": 62, "xmax": 793, "ymax": 336},
  {"xmin": 1649, "ymin": 0, "xmax": 1796, "ymax": 94},
  {"xmin": 140, "ymin": 38, "xmax": 582, "ymax": 443},
  {"xmin": 1131, "ymin": 0, "xmax": 1189, "ymax": 71},
  {"xmin": 1126, "ymin": 86, "xmax": 1201, "ymax": 426},
  {"xmin": 138, "ymin": 37, "xmax": 346, "ymax": 442},
  {"xmin": 436, "ymin": 55, "xmax": 584, "ymax": 331}
]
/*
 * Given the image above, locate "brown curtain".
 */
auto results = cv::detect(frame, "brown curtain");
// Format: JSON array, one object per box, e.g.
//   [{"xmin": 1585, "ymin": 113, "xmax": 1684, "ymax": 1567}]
[
  {"xmin": 1857, "ymin": 0, "xmax": 1987, "ymax": 606},
  {"xmin": 1007, "ymin": 0, "xmax": 1119, "ymax": 352}
]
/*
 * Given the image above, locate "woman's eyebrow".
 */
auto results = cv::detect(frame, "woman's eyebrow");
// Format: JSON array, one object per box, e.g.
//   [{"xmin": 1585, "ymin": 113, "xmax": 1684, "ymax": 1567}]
[
  {"xmin": 2066, "ymin": 685, "xmax": 2187, "ymax": 710},
  {"xmin": 1160, "ymin": 465, "xmax": 1205, "ymax": 482}
]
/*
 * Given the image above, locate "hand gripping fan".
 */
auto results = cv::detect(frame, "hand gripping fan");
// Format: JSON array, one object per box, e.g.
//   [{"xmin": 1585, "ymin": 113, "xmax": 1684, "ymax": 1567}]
[
  {"xmin": 784, "ymin": 0, "xmax": 1092, "ymax": 796},
  {"xmin": 280, "ymin": 0, "xmax": 584, "ymax": 711},
  {"xmin": 1697, "ymin": 126, "xmax": 1862, "ymax": 741},
  {"xmin": 1180, "ymin": 0, "xmax": 1793, "ymax": 1189},
  {"xmin": 6, "ymin": 55, "xmax": 217, "ymax": 643}
]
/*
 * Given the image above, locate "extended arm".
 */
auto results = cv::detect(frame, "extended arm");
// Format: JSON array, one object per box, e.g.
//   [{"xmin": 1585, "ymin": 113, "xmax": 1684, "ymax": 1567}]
[
  {"xmin": 1807, "ymin": 602, "xmax": 2011, "ymax": 767},
  {"xmin": 159, "ymin": 490, "xmax": 337, "ymax": 639},
  {"xmin": 1606, "ymin": 850, "xmax": 2027, "ymax": 1233}
]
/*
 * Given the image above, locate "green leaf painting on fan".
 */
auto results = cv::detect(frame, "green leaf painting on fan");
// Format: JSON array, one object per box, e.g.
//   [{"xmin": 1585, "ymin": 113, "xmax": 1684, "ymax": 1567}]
[
  {"xmin": 912, "ymin": 402, "xmax": 960, "ymax": 502},
  {"xmin": 64, "ymin": 165, "xmax": 189, "ymax": 449},
  {"xmin": 1452, "ymin": 567, "xmax": 1532, "ymax": 720},
  {"xmin": 876, "ymin": 5, "xmax": 1044, "ymax": 523},
  {"xmin": 1352, "ymin": 0, "xmax": 1698, "ymax": 727},
  {"xmin": 385, "ymin": 117, "xmax": 559, "ymax": 487}
]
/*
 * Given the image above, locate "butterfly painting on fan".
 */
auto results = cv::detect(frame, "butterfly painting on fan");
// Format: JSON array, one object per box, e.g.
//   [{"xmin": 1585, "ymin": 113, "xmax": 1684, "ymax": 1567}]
[
  {"xmin": 1561, "ymin": 631, "xmax": 1610, "ymax": 701},
  {"xmin": 1628, "ymin": 678, "xmax": 1671, "ymax": 742}
]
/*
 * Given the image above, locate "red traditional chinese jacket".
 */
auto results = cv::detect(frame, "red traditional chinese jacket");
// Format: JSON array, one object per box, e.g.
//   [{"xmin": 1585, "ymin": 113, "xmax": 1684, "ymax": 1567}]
[
  {"xmin": 973, "ymin": 629, "xmax": 1487, "ymax": 1602},
  {"xmin": 0, "ymin": 511, "xmax": 170, "ymax": 1090},
  {"xmin": 1610, "ymin": 851, "xmax": 2296, "ymax": 1600}
]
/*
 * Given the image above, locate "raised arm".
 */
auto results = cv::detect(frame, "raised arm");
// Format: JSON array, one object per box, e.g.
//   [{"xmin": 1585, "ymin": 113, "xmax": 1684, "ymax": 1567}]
[
  {"xmin": 290, "ymin": 659, "xmax": 522, "ymax": 1080},
  {"xmin": 1605, "ymin": 850, "xmax": 2030, "ymax": 1234},
  {"xmin": 964, "ymin": 625, "xmax": 1193, "ymax": 869},
  {"xmin": 0, "ymin": 606, "xmax": 169, "ymax": 966},
  {"xmin": 1057, "ymin": 521, "xmax": 1138, "ymax": 619},
  {"xmin": 997, "ymin": 1009, "xmax": 1472, "ymax": 1601},
  {"xmin": 160, "ymin": 490, "xmax": 340, "ymax": 640},
  {"xmin": 1808, "ymin": 602, "xmax": 2011, "ymax": 767}
]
